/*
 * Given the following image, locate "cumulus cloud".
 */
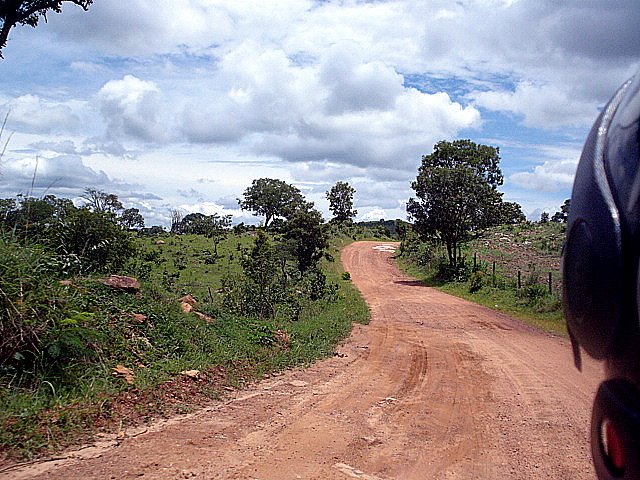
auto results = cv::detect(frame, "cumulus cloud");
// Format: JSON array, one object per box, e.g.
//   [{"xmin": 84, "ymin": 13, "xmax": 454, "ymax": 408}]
[
  {"xmin": 3, "ymin": 95, "xmax": 79, "ymax": 134},
  {"xmin": 0, "ymin": 154, "xmax": 111, "ymax": 196},
  {"xmin": 4, "ymin": 0, "xmax": 640, "ymax": 223},
  {"xmin": 470, "ymin": 82, "xmax": 598, "ymax": 129},
  {"xmin": 47, "ymin": 0, "xmax": 236, "ymax": 56},
  {"xmin": 360, "ymin": 208, "xmax": 388, "ymax": 222},
  {"xmin": 508, "ymin": 146, "xmax": 581, "ymax": 192},
  {"xmin": 320, "ymin": 42, "xmax": 404, "ymax": 114},
  {"xmin": 181, "ymin": 41, "xmax": 479, "ymax": 172},
  {"xmin": 98, "ymin": 75, "xmax": 169, "ymax": 143}
]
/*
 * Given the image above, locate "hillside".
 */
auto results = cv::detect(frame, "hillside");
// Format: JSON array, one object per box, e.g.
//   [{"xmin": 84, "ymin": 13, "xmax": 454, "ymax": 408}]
[{"xmin": 397, "ymin": 221, "xmax": 566, "ymax": 334}]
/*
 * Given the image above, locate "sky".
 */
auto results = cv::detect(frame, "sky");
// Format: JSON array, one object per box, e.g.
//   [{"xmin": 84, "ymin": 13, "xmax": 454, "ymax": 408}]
[{"xmin": 0, "ymin": 0, "xmax": 639, "ymax": 227}]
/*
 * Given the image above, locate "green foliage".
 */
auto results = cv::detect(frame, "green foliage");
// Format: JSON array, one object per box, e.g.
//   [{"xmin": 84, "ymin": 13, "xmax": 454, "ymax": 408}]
[
  {"xmin": 282, "ymin": 205, "xmax": 328, "ymax": 273},
  {"xmin": 341, "ymin": 271, "xmax": 351, "ymax": 281},
  {"xmin": 222, "ymin": 231, "xmax": 285, "ymax": 319},
  {"xmin": 0, "ymin": 194, "xmax": 136, "ymax": 274},
  {"xmin": 496, "ymin": 201, "xmax": 526, "ymax": 224},
  {"xmin": 551, "ymin": 198, "xmax": 571, "ymax": 223},
  {"xmin": 0, "ymin": 1, "xmax": 94, "ymax": 58},
  {"xmin": 326, "ymin": 181, "xmax": 357, "ymax": 223},
  {"xmin": 397, "ymin": 221, "xmax": 565, "ymax": 334},
  {"xmin": 0, "ymin": 236, "xmax": 63, "ymax": 369},
  {"xmin": 119, "ymin": 208, "xmax": 145, "ymax": 230},
  {"xmin": 468, "ymin": 269, "xmax": 485, "ymax": 293},
  {"xmin": 517, "ymin": 283, "xmax": 548, "ymax": 306},
  {"xmin": 0, "ymin": 191, "xmax": 370, "ymax": 458},
  {"xmin": 407, "ymin": 139, "xmax": 518, "ymax": 267},
  {"xmin": 237, "ymin": 178, "xmax": 304, "ymax": 228},
  {"xmin": 53, "ymin": 207, "xmax": 136, "ymax": 273}
]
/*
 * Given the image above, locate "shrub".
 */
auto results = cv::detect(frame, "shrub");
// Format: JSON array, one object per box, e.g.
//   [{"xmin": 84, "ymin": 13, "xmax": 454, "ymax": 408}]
[
  {"xmin": 0, "ymin": 237, "xmax": 61, "ymax": 369},
  {"xmin": 517, "ymin": 283, "xmax": 548, "ymax": 306},
  {"xmin": 468, "ymin": 270, "xmax": 485, "ymax": 293}
]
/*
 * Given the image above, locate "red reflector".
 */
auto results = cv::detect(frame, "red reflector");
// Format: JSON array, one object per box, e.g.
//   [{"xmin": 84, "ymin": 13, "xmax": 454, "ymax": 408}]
[{"xmin": 605, "ymin": 420, "xmax": 625, "ymax": 472}]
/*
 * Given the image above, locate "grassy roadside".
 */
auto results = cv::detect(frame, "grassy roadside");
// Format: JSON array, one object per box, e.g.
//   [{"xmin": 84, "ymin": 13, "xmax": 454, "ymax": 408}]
[
  {"xmin": 395, "ymin": 223, "xmax": 567, "ymax": 336},
  {"xmin": 0, "ymin": 234, "xmax": 370, "ymax": 462}
]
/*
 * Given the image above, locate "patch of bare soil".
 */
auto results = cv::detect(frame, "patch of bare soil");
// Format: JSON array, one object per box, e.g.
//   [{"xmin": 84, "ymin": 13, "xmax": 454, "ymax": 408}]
[{"xmin": 1, "ymin": 241, "xmax": 600, "ymax": 479}]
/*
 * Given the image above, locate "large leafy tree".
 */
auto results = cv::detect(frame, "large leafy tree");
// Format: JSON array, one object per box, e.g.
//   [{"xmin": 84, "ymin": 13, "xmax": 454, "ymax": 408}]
[
  {"xmin": 407, "ymin": 139, "xmax": 505, "ymax": 267},
  {"xmin": 283, "ymin": 203, "xmax": 328, "ymax": 274},
  {"xmin": 238, "ymin": 178, "xmax": 304, "ymax": 228},
  {"xmin": 326, "ymin": 181, "xmax": 357, "ymax": 223},
  {"xmin": 81, "ymin": 188, "xmax": 123, "ymax": 214},
  {"xmin": 119, "ymin": 207, "xmax": 145, "ymax": 230},
  {"xmin": 0, "ymin": 1, "xmax": 93, "ymax": 58}
]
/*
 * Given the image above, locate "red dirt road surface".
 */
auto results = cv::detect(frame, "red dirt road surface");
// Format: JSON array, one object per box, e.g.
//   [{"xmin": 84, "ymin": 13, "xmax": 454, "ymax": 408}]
[{"xmin": 5, "ymin": 241, "xmax": 601, "ymax": 479}]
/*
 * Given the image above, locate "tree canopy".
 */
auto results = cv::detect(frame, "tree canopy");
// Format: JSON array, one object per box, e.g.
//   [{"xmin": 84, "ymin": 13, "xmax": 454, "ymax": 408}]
[
  {"xmin": 407, "ymin": 139, "xmax": 514, "ymax": 267},
  {"xmin": 551, "ymin": 199, "xmax": 570, "ymax": 223},
  {"xmin": 238, "ymin": 178, "xmax": 304, "ymax": 228},
  {"xmin": 326, "ymin": 181, "xmax": 357, "ymax": 223},
  {"xmin": 0, "ymin": 192, "xmax": 135, "ymax": 273},
  {"xmin": 283, "ymin": 202, "xmax": 328, "ymax": 273},
  {"xmin": 81, "ymin": 187, "xmax": 123, "ymax": 214},
  {"xmin": 0, "ymin": 1, "xmax": 93, "ymax": 58}
]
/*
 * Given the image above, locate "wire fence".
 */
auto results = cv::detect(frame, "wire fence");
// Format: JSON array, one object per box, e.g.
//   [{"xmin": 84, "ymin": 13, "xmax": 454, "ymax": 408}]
[{"xmin": 466, "ymin": 250, "xmax": 562, "ymax": 298}]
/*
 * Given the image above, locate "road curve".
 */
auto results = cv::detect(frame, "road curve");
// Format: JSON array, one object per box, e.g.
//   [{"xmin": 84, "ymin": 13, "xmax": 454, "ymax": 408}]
[{"xmin": 5, "ymin": 241, "xmax": 601, "ymax": 479}]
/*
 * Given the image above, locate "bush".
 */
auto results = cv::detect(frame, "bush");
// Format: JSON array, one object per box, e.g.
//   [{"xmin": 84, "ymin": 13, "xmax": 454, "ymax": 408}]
[
  {"xmin": 0, "ymin": 237, "xmax": 101, "ymax": 376},
  {"xmin": 468, "ymin": 270, "xmax": 485, "ymax": 293},
  {"xmin": 517, "ymin": 283, "xmax": 548, "ymax": 306},
  {"xmin": 299, "ymin": 268, "xmax": 337, "ymax": 301},
  {"xmin": 436, "ymin": 258, "xmax": 470, "ymax": 282}
]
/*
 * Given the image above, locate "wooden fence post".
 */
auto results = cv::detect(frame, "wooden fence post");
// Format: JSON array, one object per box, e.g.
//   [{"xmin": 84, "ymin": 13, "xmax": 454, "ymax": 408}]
[
  {"xmin": 492, "ymin": 261, "xmax": 496, "ymax": 286},
  {"xmin": 548, "ymin": 272, "xmax": 552, "ymax": 294}
]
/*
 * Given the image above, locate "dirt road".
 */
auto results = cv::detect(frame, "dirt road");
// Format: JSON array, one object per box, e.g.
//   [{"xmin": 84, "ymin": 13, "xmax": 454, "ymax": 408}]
[{"xmin": 6, "ymin": 241, "xmax": 601, "ymax": 479}]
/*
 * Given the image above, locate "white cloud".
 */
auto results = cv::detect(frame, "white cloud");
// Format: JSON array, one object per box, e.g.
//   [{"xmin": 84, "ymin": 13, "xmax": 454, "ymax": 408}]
[
  {"xmin": 470, "ymin": 82, "xmax": 598, "ymax": 129},
  {"xmin": 3, "ymin": 95, "xmax": 79, "ymax": 134},
  {"xmin": 3, "ymin": 0, "xmax": 640, "ymax": 225},
  {"xmin": 0, "ymin": 154, "xmax": 111, "ymax": 196},
  {"xmin": 97, "ymin": 75, "xmax": 169, "ymax": 143},
  {"xmin": 508, "ymin": 146, "xmax": 581, "ymax": 192},
  {"xmin": 320, "ymin": 42, "xmax": 404, "ymax": 114},
  {"xmin": 360, "ymin": 208, "xmax": 388, "ymax": 222},
  {"xmin": 178, "ymin": 40, "xmax": 479, "ymax": 173}
]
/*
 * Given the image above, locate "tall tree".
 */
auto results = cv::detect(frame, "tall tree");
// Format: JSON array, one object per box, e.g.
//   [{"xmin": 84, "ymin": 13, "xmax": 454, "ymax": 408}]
[
  {"xmin": 81, "ymin": 188, "xmax": 123, "ymax": 214},
  {"xmin": 407, "ymin": 139, "xmax": 504, "ymax": 267},
  {"xmin": 0, "ymin": 1, "xmax": 93, "ymax": 58},
  {"xmin": 551, "ymin": 199, "xmax": 571, "ymax": 223},
  {"xmin": 326, "ymin": 181, "xmax": 357, "ymax": 223},
  {"xmin": 238, "ymin": 178, "xmax": 304, "ymax": 228},
  {"xmin": 495, "ymin": 200, "xmax": 526, "ymax": 225},
  {"xmin": 204, "ymin": 213, "xmax": 232, "ymax": 256},
  {"xmin": 169, "ymin": 208, "xmax": 183, "ymax": 234},
  {"xmin": 540, "ymin": 211, "xmax": 549, "ymax": 223},
  {"xmin": 119, "ymin": 207, "xmax": 145, "ymax": 230},
  {"xmin": 283, "ymin": 203, "xmax": 328, "ymax": 274}
]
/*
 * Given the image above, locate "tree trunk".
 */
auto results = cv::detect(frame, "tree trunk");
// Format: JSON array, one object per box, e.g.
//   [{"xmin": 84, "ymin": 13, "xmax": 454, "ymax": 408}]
[{"xmin": 445, "ymin": 239, "xmax": 455, "ymax": 266}]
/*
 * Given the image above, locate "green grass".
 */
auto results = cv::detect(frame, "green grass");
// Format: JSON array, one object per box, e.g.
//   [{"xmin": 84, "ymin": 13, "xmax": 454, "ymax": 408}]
[
  {"xmin": 0, "ymin": 232, "xmax": 370, "ymax": 461},
  {"xmin": 396, "ymin": 223, "xmax": 567, "ymax": 336}
]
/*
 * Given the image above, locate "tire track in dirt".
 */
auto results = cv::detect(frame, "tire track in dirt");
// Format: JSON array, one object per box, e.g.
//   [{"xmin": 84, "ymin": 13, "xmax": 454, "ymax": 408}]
[{"xmin": 3, "ymin": 241, "xmax": 601, "ymax": 479}]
